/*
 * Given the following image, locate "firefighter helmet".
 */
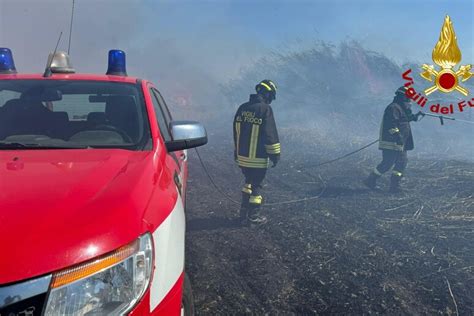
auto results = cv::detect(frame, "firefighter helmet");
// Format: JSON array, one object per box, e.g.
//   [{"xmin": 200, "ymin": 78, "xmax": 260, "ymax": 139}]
[
  {"xmin": 395, "ymin": 86, "xmax": 407, "ymax": 96},
  {"xmin": 256, "ymin": 79, "xmax": 277, "ymax": 100}
]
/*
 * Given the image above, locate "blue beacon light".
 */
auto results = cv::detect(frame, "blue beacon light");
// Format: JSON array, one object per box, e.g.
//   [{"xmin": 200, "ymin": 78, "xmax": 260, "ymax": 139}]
[
  {"xmin": 0, "ymin": 48, "xmax": 17, "ymax": 74},
  {"xmin": 106, "ymin": 49, "xmax": 127, "ymax": 76}
]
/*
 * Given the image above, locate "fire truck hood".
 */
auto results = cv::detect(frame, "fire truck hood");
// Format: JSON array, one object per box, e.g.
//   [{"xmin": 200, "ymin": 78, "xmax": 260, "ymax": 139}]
[{"xmin": 0, "ymin": 149, "xmax": 158, "ymax": 284}]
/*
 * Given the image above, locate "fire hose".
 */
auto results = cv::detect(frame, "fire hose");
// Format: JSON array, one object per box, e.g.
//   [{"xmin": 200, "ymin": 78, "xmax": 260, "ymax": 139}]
[
  {"xmin": 194, "ymin": 112, "xmax": 472, "ymax": 207},
  {"xmin": 194, "ymin": 139, "xmax": 379, "ymax": 206},
  {"xmin": 194, "ymin": 111, "xmax": 474, "ymax": 206}
]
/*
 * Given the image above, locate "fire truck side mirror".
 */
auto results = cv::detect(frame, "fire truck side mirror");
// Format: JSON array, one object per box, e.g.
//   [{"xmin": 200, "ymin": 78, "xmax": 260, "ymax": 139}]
[{"xmin": 166, "ymin": 121, "xmax": 208, "ymax": 152}]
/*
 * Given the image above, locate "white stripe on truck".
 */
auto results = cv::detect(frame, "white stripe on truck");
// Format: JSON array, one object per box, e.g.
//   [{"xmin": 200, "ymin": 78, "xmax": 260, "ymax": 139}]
[{"xmin": 149, "ymin": 192, "xmax": 185, "ymax": 311}]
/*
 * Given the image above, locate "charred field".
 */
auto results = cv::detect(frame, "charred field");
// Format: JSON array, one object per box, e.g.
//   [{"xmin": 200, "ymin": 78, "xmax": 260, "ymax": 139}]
[
  {"xmin": 185, "ymin": 128, "xmax": 474, "ymax": 315},
  {"xmin": 180, "ymin": 41, "xmax": 474, "ymax": 315}
]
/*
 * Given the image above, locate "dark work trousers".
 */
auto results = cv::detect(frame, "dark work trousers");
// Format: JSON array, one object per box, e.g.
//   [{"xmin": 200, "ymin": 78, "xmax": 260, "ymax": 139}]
[
  {"xmin": 375, "ymin": 150, "xmax": 408, "ymax": 176},
  {"xmin": 240, "ymin": 167, "xmax": 267, "ymax": 220},
  {"xmin": 241, "ymin": 167, "xmax": 267, "ymax": 197}
]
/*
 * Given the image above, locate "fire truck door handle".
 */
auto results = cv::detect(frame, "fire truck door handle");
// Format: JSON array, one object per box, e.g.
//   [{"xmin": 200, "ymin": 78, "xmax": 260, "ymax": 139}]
[{"xmin": 180, "ymin": 153, "xmax": 186, "ymax": 160}]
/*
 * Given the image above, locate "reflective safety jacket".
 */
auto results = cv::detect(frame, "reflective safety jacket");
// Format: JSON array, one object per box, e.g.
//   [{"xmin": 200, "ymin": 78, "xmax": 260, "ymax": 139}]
[
  {"xmin": 379, "ymin": 99, "xmax": 415, "ymax": 151},
  {"xmin": 233, "ymin": 94, "xmax": 280, "ymax": 168}
]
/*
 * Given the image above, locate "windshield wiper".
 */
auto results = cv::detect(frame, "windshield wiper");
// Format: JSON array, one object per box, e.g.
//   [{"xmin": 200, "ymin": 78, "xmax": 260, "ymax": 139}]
[{"xmin": 0, "ymin": 142, "xmax": 89, "ymax": 149}]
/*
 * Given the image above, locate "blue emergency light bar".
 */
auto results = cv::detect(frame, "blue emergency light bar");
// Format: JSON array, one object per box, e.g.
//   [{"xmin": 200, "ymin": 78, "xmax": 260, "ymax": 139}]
[
  {"xmin": 0, "ymin": 48, "xmax": 17, "ymax": 74},
  {"xmin": 106, "ymin": 49, "xmax": 127, "ymax": 76}
]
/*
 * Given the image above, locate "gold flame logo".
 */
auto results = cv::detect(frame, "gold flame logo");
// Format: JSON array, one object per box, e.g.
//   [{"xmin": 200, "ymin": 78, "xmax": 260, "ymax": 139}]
[
  {"xmin": 432, "ymin": 16, "xmax": 461, "ymax": 69},
  {"xmin": 420, "ymin": 15, "xmax": 472, "ymax": 96}
]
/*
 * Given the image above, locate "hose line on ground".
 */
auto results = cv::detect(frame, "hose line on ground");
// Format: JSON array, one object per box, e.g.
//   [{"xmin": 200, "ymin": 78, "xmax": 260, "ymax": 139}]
[
  {"xmin": 194, "ymin": 139, "xmax": 379, "ymax": 206},
  {"xmin": 307, "ymin": 139, "xmax": 379, "ymax": 168},
  {"xmin": 195, "ymin": 148, "xmax": 241, "ymax": 205}
]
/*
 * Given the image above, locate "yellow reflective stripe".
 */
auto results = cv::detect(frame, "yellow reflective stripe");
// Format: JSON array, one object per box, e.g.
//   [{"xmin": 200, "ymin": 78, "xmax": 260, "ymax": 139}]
[
  {"xmin": 237, "ymin": 160, "xmax": 269, "ymax": 168},
  {"xmin": 393, "ymin": 170, "xmax": 403, "ymax": 177},
  {"xmin": 265, "ymin": 143, "xmax": 280, "ymax": 149},
  {"xmin": 249, "ymin": 195, "xmax": 263, "ymax": 205},
  {"xmin": 237, "ymin": 155, "xmax": 268, "ymax": 163},
  {"xmin": 235, "ymin": 122, "xmax": 241, "ymax": 154},
  {"xmin": 242, "ymin": 183, "xmax": 252, "ymax": 194},
  {"xmin": 388, "ymin": 128, "xmax": 400, "ymax": 134},
  {"xmin": 242, "ymin": 187, "xmax": 252, "ymax": 194},
  {"xmin": 237, "ymin": 159, "xmax": 268, "ymax": 166},
  {"xmin": 265, "ymin": 143, "xmax": 281, "ymax": 154},
  {"xmin": 379, "ymin": 141, "xmax": 403, "ymax": 151},
  {"xmin": 249, "ymin": 124, "xmax": 260, "ymax": 158},
  {"xmin": 238, "ymin": 164, "xmax": 268, "ymax": 168},
  {"xmin": 260, "ymin": 82, "xmax": 272, "ymax": 91},
  {"xmin": 268, "ymin": 81, "xmax": 277, "ymax": 91},
  {"xmin": 266, "ymin": 149, "xmax": 280, "ymax": 154},
  {"xmin": 249, "ymin": 126, "xmax": 255, "ymax": 158},
  {"xmin": 379, "ymin": 145, "xmax": 403, "ymax": 151}
]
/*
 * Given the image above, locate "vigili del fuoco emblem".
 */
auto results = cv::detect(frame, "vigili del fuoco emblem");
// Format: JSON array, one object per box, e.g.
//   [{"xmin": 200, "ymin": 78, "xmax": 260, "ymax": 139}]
[{"xmin": 420, "ymin": 15, "xmax": 472, "ymax": 96}]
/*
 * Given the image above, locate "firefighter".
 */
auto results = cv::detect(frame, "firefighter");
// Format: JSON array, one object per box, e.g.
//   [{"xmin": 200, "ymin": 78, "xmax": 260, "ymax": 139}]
[
  {"xmin": 364, "ymin": 86, "xmax": 422, "ymax": 193},
  {"xmin": 233, "ymin": 79, "xmax": 280, "ymax": 225}
]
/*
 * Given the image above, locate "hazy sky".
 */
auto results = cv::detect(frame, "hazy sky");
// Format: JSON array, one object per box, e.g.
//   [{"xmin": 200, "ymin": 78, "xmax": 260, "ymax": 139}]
[
  {"xmin": 0, "ymin": 0, "xmax": 472, "ymax": 82},
  {"xmin": 0, "ymin": 0, "xmax": 472, "ymax": 157},
  {"xmin": 148, "ymin": 0, "xmax": 473, "ymax": 62}
]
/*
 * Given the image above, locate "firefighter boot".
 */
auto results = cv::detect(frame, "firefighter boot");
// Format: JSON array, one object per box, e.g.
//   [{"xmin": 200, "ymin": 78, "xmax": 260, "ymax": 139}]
[
  {"xmin": 240, "ymin": 184, "xmax": 252, "ymax": 226},
  {"xmin": 389, "ymin": 172, "xmax": 403, "ymax": 193},
  {"xmin": 248, "ymin": 195, "xmax": 267, "ymax": 225},
  {"xmin": 364, "ymin": 172, "xmax": 380, "ymax": 189}
]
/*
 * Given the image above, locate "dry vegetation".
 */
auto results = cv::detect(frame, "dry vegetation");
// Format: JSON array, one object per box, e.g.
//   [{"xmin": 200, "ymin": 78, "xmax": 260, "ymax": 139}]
[
  {"xmin": 186, "ymin": 135, "xmax": 473, "ymax": 315},
  {"xmin": 183, "ymin": 40, "xmax": 473, "ymax": 315}
]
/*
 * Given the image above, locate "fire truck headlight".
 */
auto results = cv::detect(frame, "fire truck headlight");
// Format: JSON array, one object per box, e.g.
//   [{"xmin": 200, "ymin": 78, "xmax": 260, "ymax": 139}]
[{"xmin": 44, "ymin": 233, "xmax": 153, "ymax": 315}]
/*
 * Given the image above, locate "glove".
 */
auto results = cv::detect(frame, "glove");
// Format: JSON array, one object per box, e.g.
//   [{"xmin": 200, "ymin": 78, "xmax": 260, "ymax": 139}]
[
  {"xmin": 408, "ymin": 111, "xmax": 424, "ymax": 122},
  {"xmin": 414, "ymin": 111, "xmax": 425, "ymax": 121},
  {"xmin": 269, "ymin": 154, "xmax": 280, "ymax": 168}
]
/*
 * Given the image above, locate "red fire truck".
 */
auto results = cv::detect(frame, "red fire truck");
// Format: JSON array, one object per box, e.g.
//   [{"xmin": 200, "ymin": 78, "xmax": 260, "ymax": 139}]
[{"xmin": 0, "ymin": 48, "xmax": 206, "ymax": 315}]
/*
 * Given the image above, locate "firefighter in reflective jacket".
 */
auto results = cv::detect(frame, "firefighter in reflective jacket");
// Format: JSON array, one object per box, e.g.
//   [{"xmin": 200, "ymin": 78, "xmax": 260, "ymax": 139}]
[
  {"xmin": 233, "ymin": 80, "xmax": 280, "ymax": 225},
  {"xmin": 365, "ymin": 86, "xmax": 421, "ymax": 193}
]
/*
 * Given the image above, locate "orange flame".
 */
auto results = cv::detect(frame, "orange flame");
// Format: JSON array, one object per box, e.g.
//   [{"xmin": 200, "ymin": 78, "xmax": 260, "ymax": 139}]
[{"xmin": 432, "ymin": 16, "xmax": 462, "ymax": 69}]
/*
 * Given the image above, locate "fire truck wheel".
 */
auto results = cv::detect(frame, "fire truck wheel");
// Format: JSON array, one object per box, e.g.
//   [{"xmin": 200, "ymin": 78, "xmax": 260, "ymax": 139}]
[{"xmin": 182, "ymin": 273, "xmax": 195, "ymax": 316}]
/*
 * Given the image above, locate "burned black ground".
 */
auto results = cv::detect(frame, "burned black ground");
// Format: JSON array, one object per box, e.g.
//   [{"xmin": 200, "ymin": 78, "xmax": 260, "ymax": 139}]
[{"xmin": 185, "ymin": 134, "xmax": 473, "ymax": 315}]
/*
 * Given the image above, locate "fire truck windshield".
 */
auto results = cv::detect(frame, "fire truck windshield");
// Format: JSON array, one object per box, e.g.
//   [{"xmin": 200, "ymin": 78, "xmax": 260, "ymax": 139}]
[{"xmin": 0, "ymin": 80, "xmax": 150, "ymax": 150}]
